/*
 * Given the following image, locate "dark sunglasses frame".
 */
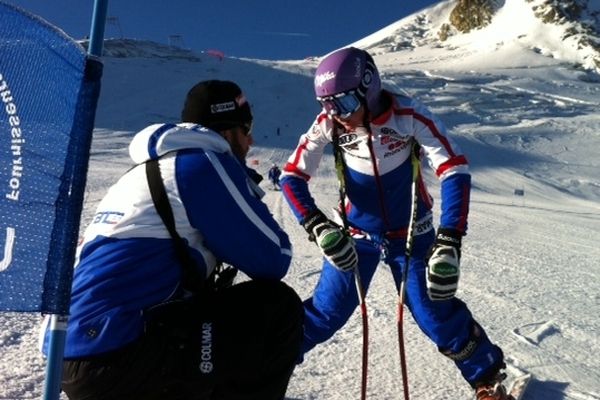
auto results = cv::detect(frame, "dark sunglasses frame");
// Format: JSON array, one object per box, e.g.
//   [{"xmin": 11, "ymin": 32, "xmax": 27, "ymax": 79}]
[
  {"xmin": 212, "ymin": 121, "xmax": 253, "ymax": 136},
  {"xmin": 238, "ymin": 121, "xmax": 253, "ymax": 136}
]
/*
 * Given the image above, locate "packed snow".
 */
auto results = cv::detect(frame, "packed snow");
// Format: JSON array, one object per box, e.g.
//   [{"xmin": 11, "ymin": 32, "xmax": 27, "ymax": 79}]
[{"xmin": 1, "ymin": 0, "xmax": 599, "ymax": 398}]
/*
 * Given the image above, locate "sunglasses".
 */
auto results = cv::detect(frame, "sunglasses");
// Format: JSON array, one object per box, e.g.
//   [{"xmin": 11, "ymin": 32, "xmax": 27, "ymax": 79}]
[
  {"xmin": 214, "ymin": 121, "xmax": 253, "ymax": 136},
  {"xmin": 238, "ymin": 121, "xmax": 253, "ymax": 136},
  {"xmin": 317, "ymin": 90, "xmax": 362, "ymax": 118}
]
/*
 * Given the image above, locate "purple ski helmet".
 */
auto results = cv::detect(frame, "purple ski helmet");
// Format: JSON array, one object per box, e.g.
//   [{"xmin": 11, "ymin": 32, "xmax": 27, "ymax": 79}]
[{"xmin": 314, "ymin": 47, "xmax": 381, "ymax": 113}]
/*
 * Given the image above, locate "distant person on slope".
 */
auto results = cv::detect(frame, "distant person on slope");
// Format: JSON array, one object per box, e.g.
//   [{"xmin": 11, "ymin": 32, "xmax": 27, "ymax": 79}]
[
  {"xmin": 280, "ymin": 47, "xmax": 510, "ymax": 400},
  {"xmin": 41, "ymin": 80, "xmax": 303, "ymax": 400},
  {"xmin": 268, "ymin": 163, "xmax": 282, "ymax": 190}
]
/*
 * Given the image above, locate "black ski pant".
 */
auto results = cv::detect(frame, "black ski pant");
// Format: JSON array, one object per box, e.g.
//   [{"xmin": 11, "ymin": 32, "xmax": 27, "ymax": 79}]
[{"xmin": 61, "ymin": 280, "xmax": 304, "ymax": 400}]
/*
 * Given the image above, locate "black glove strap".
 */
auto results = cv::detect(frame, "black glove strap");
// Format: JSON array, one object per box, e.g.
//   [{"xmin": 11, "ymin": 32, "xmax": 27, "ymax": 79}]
[
  {"xmin": 435, "ymin": 228, "xmax": 462, "ymax": 249},
  {"xmin": 302, "ymin": 209, "xmax": 330, "ymax": 241}
]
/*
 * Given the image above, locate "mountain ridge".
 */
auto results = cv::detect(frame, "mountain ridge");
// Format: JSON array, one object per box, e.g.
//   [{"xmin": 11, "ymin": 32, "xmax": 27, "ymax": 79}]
[
  {"xmin": 80, "ymin": 0, "xmax": 600, "ymax": 75},
  {"xmin": 352, "ymin": 0, "xmax": 600, "ymax": 73}
]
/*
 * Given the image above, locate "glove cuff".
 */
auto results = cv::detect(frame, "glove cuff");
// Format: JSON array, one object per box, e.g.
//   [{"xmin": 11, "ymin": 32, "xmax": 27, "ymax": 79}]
[
  {"xmin": 302, "ymin": 209, "xmax": 329, "ymax": 240},
  {"xmin": 435, "ymin": 228, "xmax": 463, "ymax": 249}
]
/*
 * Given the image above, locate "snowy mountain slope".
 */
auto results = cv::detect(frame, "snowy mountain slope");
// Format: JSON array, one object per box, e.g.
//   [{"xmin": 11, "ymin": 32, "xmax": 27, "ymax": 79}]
[
  {"xmin": 80, "ymin": 38, "xmax": 202, "ymax": 60},
  {"xmin": 91, "ymin": 50, "xmax": 318, "ymax": 151},
  {"xmin": 1, "ymin": 2, "xmax": 600, "ymax": 398},
  {"xmin": 352, "ymin": 0, "xmax": 600, "ymax": 73}
]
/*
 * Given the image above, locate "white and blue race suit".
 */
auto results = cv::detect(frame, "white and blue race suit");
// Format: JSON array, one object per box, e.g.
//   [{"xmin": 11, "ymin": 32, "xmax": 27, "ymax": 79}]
[
  {"xmin": 41, "ymin": 123, "xmax": 292, "ymax": 359},
  {"xmin": 280, "ymin": 91, "xmax": 504, "ymax": 386}
]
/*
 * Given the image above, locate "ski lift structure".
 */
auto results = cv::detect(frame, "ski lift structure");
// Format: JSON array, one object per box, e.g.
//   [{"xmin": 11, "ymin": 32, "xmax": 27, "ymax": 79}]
[
  {"xmin": 105, "ymin": 16, "xmax": 123, "ymax": 38},
  {"xmin": 168, "ymin": 34, "xmax": 185, "ymax": 49}
]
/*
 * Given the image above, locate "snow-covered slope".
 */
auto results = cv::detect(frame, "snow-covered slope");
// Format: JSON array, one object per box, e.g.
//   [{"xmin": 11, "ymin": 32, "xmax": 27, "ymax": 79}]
[
  {"xmin": 1, "ymin": 1, "xmax": 599, "ymax": 398},
  {"xmin": 352, "ymin": 0, "xmax": 600, "ymax": 73}
]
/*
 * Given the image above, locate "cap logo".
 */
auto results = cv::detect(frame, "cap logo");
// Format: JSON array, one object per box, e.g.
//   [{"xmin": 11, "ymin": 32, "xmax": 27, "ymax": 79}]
[
  {"xmin": 315, "ymin": 71, "xmax": 335, "ymax": 88},
  {"xmin": 210, "ymin": 101, "xmax": 236, "ymax": 114}
]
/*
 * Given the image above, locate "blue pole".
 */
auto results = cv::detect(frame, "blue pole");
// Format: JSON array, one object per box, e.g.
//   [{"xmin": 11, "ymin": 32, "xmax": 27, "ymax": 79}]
[
  {"xmin": 42, "ymin": 315, "xmax": 69, "ymax": 400},
  {"xmin": 88, "ymin": 0, "xmax": 109, "ymax": 57},
  {"xmin": 42, "ymin": 3, "xmax": 109, "ymax": 399}
]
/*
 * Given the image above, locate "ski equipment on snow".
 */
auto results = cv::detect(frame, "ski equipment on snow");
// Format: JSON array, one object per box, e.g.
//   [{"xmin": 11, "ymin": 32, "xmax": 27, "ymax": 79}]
[
  {"xmin": 332, "ymin": 124, "xmax": 369, "ymax": 400},
  {"xmin": 475, "ymin": 369, "xmax": 531, "ymax": 400},
  {"xmin": 396, "ymin": 141, "xmax": 422, "ymax": 400},
  {"xmin": 507, "ymin": 373, "xmax": 532, "ymax": 400}
]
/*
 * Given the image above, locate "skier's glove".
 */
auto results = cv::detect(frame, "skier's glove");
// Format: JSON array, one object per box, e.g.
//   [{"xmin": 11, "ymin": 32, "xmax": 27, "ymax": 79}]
[
  {"xmin": 426, "ymin": 228, "xmax": 462, "ymax": 301},
  {"xmin": 303, "ymin": 209, "xmax": 358, "ymax": 272}
]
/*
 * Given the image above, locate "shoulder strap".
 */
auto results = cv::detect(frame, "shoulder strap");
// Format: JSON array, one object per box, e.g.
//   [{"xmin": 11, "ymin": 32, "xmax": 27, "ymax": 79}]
[{"xmin": 145, "ymin": 159, "xmax": 203, "ymax": 293}]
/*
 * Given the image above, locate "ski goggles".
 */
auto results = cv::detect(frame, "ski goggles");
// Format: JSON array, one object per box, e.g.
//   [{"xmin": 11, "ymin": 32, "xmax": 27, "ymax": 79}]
[{"xmin": 317, "ymin": 90, "xmax": 362, "ymax": 118}]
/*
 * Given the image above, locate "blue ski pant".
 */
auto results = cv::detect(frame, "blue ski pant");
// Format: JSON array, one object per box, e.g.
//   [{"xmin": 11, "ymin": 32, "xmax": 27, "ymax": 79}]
[{"xmin": 301, "ymin": 231, "xmax": 504, "ymax": 386}]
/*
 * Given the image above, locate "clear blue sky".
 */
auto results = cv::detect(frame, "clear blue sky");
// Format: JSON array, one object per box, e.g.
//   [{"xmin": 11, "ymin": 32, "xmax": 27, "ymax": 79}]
[{"xmin": 5, "ymin": 0, "xmax": 438, "ymax": 59}]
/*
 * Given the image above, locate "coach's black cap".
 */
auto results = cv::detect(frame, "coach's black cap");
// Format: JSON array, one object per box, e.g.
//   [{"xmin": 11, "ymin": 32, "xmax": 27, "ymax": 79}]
[{"xmin": 181, "ymin": 80, "xmax": 252, "ymax": 131}]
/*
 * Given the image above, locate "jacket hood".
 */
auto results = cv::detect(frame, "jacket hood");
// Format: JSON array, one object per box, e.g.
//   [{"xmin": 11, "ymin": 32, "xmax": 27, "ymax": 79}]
[{"xmin": 129, "ymin": 123, "xmax": 232, "ymax": 164}]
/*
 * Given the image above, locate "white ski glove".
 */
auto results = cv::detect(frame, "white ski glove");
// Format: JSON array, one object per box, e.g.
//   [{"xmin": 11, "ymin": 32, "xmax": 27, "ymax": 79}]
[
  {"xmin": 303, "ymin": 210, "xmax": 358, "ymax": 272},
  {"xmin": 426, "ymin": 228, "xmax": 462, "ymax": 301}
]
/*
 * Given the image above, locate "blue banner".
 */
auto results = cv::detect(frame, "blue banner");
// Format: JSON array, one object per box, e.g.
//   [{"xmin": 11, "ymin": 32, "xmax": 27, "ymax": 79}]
[{"xmin": 0, "ymin": 1, "xmax": 102, "ymax": 313}]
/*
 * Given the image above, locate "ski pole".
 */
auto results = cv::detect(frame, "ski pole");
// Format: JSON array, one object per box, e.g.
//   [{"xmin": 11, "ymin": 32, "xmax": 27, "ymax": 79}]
[
  {"xmin": 397, "ymin": 142, "xmax": 421, "ymax": 400},
  {"xmin": 354, "ymin": 268, "xmax": 369, "ymax": 400},
  {"xmin": 332, "ymin": 125, "xmax": 369, "ymax": 400},
  {"xmin": 397, "ymin": 273, "xmax": 410, "ymax": 400}
]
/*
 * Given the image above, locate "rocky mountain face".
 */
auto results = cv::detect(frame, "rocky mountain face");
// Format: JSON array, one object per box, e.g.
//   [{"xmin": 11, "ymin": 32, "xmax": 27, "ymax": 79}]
[
  {"xmin": 441, "ymin": 0, "xmax": 599, "ymax": 69},
  {"xmin": 363, "ymin": 0, "xmax": 600, "ymax": 72},
  {"xmin": 526, "ymin": 0, "xmax": 599, "ymax": 68},
  {"xmin": 445, "ymin": 0, "xmax": 499, "ymax": 34}
]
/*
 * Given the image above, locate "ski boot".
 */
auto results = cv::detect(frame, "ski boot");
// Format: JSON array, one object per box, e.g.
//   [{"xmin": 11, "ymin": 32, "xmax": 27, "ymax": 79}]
[{"xmin": 475, "ymin": 371, "xmax": 511, "ymax": 400}]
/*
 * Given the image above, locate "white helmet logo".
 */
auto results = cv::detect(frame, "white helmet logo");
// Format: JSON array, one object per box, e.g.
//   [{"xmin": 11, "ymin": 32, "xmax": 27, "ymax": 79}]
[{"xmin": 315, "ymin": 71, "xmax": 336, "ymax": 88}]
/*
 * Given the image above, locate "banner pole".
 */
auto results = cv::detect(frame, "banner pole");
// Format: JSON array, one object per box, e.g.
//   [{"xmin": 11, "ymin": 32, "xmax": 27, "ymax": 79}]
[
  {"xmin": 43, "ymin": 2, "xmax": 108, "ymax": 399},
  {"xmin": 42, "ymin": 315, "xmax": 69, "ymax": 400},
  {"xmin": 88, "ymin": 0, "xmax": 109, "ymax": 57}
]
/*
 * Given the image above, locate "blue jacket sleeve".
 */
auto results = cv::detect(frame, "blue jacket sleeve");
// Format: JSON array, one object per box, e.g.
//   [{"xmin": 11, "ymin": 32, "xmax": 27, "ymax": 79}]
[
  {"xmin": 280, "ymin": 174, "xmax": 318, "ymax": 224},
  {"xmin": 439, "ymin": 173, "xmax": 471, "ymax": 234},
  {"xmin": 177, "ymin": 150, "xmax": 292, "ymax": 280}
]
